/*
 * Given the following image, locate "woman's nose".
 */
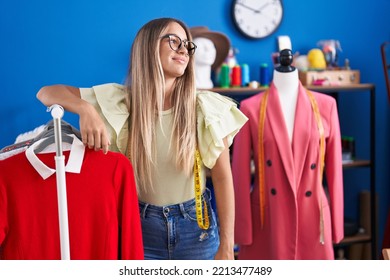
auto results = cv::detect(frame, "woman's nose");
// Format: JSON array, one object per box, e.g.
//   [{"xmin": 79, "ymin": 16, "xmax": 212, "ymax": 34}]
[{"xmin": 177, "ymin": 44, "xmax": 188, "ymax": 55}]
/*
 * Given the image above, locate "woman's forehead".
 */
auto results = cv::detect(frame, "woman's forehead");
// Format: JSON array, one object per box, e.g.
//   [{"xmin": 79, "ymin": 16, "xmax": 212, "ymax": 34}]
[{"xmin": 163, "ymin": 22, "xmax": 188, "ymax": 39}]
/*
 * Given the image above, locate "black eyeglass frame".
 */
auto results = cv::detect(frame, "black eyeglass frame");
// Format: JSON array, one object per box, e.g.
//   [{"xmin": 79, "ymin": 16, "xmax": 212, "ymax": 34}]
[{"xmin": 160, "ymin": 34, "xmax": 197, "ymax": 56}]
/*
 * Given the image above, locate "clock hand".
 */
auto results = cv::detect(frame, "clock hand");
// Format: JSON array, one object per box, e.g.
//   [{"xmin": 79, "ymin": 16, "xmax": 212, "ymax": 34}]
[
  {"xmin": 237, "ymin": 3, "xmax": 260, "ymax": 13},
  {"xmin": 257, "ymin": 3, "xmax": 270, "ymax": 13}
]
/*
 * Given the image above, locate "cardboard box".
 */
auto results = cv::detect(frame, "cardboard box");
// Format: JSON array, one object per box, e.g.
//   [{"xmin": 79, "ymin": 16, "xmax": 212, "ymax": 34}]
[{"xmin": 299, "ymin": 70, "xmax": 360, "ymax": 86}]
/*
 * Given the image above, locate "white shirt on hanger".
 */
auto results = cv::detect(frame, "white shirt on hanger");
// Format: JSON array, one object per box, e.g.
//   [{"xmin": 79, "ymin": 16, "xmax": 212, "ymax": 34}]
[{"xmin": 25, "ymin": 135, "xmax": 85, "ymax": 180}]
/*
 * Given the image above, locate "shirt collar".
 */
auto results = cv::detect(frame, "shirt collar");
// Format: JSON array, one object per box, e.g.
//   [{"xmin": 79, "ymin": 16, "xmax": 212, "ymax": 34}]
[{"xmin": 25, "ymin": 135, "xmax": 85, "ymax": 180}]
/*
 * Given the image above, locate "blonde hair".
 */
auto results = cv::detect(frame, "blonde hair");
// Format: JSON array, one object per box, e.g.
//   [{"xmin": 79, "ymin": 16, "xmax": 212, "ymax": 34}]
[{"xmin": 125, "ymin": 18, "xmax": 197, "ymax": 193}]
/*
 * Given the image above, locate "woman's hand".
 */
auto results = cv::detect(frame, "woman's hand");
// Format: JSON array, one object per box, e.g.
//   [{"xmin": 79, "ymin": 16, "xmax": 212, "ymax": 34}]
[
  {"xmin": 214, "ymin": 243, "xmax": 235, "ymax": 260},
  {"xmin": 79, "ymin": 103, "xmax": 111, "ymax": 154}
]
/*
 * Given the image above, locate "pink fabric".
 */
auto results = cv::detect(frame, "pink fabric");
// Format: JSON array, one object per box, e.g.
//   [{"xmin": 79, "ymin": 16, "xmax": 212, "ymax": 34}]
[{"xmin": 232, "ymin": 82, "xmax": 344, "ymax": 259}]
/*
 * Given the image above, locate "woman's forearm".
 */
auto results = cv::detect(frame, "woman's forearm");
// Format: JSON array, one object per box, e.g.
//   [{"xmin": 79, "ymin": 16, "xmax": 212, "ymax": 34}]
[
  {"xmin": 210, "ymin": 138, "xmax": 235, "ymax": 259},
  {"xmin": 36, "ymin": 84, "xmax": 111, "ymax": 153},
  {"xmin": 36, "ymin": 85, "xmax": 89, "ymax": 116}
]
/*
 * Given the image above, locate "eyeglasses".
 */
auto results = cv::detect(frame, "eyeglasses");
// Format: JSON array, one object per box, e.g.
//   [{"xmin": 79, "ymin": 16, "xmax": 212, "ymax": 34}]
[{"xmin": 161, "ymin": 34, "xmax": 197, "ymax": 56}]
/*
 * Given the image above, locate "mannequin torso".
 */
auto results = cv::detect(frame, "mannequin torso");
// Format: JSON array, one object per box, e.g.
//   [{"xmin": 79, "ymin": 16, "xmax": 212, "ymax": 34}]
[
  {"xmin": 193, "ymin": 37, "xmax": 217, "ymax": 89},
  {"xmin": 272, "ymin": 68, "xmax": 299, "ymax": 143}
]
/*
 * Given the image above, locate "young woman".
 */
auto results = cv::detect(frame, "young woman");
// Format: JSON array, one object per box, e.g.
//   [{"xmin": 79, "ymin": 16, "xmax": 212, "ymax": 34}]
[{"xmin": 37, "ymin": 17, "xmax": 247, "ymax": 260}]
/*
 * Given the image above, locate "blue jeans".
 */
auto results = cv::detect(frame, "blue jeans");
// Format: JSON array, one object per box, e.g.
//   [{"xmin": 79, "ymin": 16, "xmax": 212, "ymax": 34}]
[{"xmin": 139, "ymin": 189, "xmax": 220, "ymax": 260}]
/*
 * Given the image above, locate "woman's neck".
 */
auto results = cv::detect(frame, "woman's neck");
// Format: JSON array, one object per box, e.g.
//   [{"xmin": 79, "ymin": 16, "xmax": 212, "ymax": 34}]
[{"xmin": 164, "ymin": 78, "xmax": 175, "ymax": 110}]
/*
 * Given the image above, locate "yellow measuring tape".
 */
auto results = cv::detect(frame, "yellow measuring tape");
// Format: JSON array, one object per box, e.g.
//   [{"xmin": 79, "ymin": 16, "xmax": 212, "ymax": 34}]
[
  {"xmin": 194, "ymin": 149, "xmax": 210, "ymax": 230},
  {"xmin": 258, "ymin": 90, "xmax": 269, "ymax": 229},
  {"xmin": 258, "ymin": 89, "xmax": 325, "ymax": 243}
]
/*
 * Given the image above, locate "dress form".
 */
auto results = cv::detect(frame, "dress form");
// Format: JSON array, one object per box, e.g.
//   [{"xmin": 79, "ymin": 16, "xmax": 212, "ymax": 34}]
[
  {"xmin": 273, "ymin": 49, "xmax": 299, "ymax": 143},
  {"xmin": 193, "ymin": 37, "xmax": 217, "ymax": 89}
]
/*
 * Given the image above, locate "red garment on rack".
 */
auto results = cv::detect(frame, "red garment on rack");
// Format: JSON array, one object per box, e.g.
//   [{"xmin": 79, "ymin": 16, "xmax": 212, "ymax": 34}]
[{"xmin": 0, "ymin": 147, "xmax": 143, "ymax": 260}]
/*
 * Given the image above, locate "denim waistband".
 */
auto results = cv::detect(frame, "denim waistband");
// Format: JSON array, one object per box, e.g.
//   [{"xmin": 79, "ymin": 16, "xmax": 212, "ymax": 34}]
[{"xmin": 139, "ymin": 188, "xmax": 211, "ymax": 219}]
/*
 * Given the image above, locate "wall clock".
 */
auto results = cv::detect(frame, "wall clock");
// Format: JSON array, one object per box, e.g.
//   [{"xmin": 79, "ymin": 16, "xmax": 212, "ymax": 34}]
[{"xmin": 232, "ymin": 0, "xmax": 284, "ymax": 39}]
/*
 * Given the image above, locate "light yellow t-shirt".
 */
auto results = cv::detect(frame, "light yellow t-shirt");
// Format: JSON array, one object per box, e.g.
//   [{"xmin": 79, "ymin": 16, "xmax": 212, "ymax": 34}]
[
  {"xmin": 139, "ymin": 108, "xmax": 201, "ymax": 205},
  {"xmin": 80, "ymin": 83, "xmax": 248, "ymax": 205}
]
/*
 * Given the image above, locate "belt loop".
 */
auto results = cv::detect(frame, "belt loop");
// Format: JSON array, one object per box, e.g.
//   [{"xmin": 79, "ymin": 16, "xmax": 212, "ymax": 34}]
[
  {"xmin": 179, "ymin": 203, "xmax": 186, "ymax": 217},
  {"xmin": 141, "ymin": 203, "xmax": 149, "ymax": 219}
]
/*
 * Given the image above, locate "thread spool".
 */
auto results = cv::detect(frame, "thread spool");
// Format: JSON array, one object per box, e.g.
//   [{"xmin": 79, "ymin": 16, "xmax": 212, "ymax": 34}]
[
  {"xmin": 219, "ymin": 64, "xmax": 230, "ymax": 88},
  {"xmin": 231, "ymin": 65, "xmax": 241, "ymax": 87},
  {"xmin": 241, "ymin": 64, "xmax": 250, "ymax": 87},
  {"xmin": 260, "ymin": 63, "xmax": 270, "ymax": 86}
]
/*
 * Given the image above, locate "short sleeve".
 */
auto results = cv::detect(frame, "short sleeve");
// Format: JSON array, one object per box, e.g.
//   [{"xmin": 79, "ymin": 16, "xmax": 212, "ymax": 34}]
[
  {"xmin": 196, "ymin": 90, "xmax": 248, "ymax": 169},
  {"xmin": 80, "ymin": 83, "xmax": 129, "ymax": 154}
]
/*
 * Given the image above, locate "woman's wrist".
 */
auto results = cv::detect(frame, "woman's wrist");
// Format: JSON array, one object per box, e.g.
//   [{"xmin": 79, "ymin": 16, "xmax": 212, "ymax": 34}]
[
  {"xmin": 77, "ymin": 99, "xmax": 95, "ymax": 116},
  {"xmin": 219, "ymin": 237, "xmax": 234, "ymax": 252}
]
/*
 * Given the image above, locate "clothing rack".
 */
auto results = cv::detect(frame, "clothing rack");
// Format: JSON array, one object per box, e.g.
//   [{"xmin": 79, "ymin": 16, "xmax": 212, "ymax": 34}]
[{"xmin": 48, "ymin": 104, "xmax": 70, "ymax": 260}]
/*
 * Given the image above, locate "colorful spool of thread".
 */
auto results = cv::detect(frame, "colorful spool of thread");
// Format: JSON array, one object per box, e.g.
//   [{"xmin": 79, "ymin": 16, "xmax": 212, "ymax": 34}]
[
  {"xmin": 241, "ymin": 64, "xmax": 250, "ymax": 87},
  {"xmin": 219, "ymin": 64, "xmax": 230, "ymax": 88},
  {"xmin": 231, "ymin": 65, "xmax": 241, "ymax": 87},
  {"xmin": 260, "ymin": 63, "xmax": 270, "ymax": 87}
]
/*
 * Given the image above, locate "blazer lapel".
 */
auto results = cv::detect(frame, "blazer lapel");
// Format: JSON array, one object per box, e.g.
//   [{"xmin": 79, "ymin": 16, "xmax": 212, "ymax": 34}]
[{"xmin": 292, "ymin": 83, "xmax": 312, "ymax": 188}]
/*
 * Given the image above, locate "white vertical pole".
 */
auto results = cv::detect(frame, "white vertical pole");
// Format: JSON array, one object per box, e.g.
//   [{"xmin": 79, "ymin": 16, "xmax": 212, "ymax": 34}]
[{"xmin": 50, "ymin": 105, "xmax": 70, "ymax": 260}]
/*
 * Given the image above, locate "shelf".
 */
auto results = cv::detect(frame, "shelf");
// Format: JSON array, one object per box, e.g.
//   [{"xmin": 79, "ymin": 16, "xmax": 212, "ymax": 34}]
[
  {"xmin": 336, "ymin": 233, "xmax": 371, "ymax": 246},
  {"xmin": 306, "ymin": 84, "xmax": 375, "ymax": 93},
  {"xmin": 342, "ymin": 160, "xmax": 371, "ymax": 168},
  {"xmin": 210, "ymin": 83, "xmax": 375, "ymax": 96}
]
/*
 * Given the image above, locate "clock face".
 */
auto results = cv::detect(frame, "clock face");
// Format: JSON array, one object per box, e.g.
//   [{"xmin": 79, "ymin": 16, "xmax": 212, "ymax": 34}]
[{"xmin": 232, "ymin": 0, "xmax": 283, "ymax": 39}]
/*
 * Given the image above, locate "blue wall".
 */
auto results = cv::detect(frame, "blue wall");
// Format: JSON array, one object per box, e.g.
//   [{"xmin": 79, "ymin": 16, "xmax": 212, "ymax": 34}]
[{"xmin": 1, "ymin": 0, "xmax": 390, "ymax": 257}]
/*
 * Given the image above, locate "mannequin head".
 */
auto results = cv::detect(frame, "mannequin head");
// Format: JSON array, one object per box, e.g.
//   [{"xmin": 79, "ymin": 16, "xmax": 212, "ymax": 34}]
[
  {"xmin": 190, "ymin": 26, "xmax": 230, "ymax": 88},
  {"xmin": 192, "ymin": 37, "xmax": 216, "ymax": 88},
  {"xmin": 193, "ymin": 37, "xmax": 217, "ymax": 67},
  {"xmin": 190, "ymin": 26, "xmax": 230, "ymax": 70}
]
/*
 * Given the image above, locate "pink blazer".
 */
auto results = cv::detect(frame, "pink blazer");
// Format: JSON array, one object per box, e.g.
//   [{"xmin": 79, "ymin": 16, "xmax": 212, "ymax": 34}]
[{"xmin": 232, "ymin": 82, "xmax": 344, "ymax": 260}]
